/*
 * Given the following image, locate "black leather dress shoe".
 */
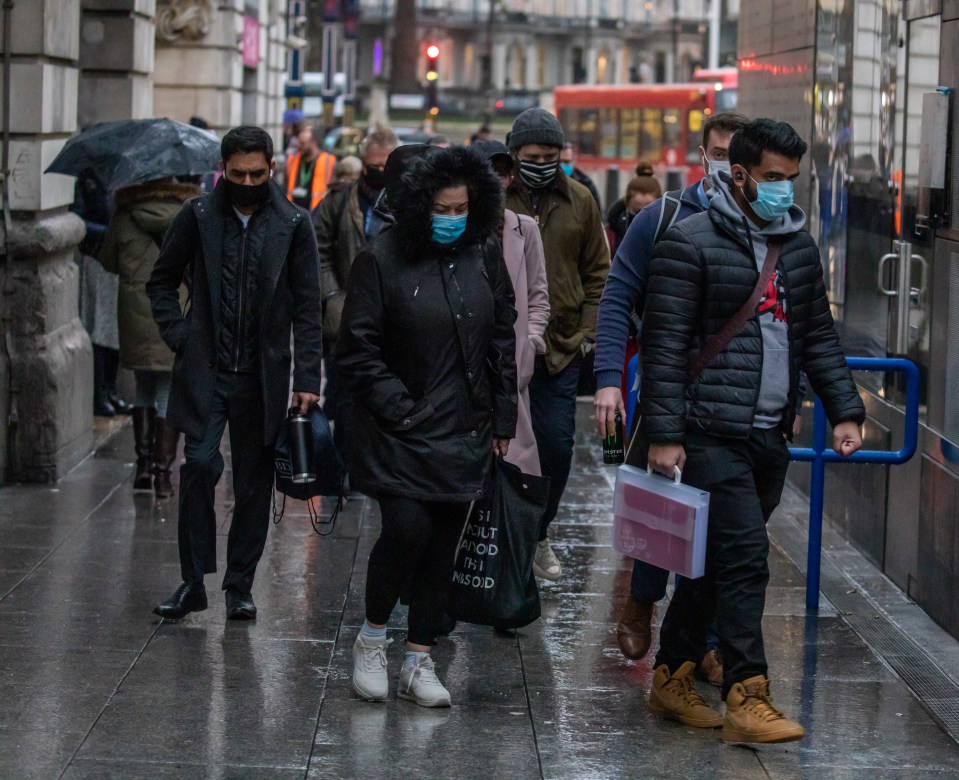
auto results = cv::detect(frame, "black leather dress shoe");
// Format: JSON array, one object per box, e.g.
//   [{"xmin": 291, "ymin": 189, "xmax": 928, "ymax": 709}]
[
  {"xmin": 153, "ymin": 582, "xmax": 208, "ymax": 619},
  {"xmin": 226, "ymin": 590, "xmax": 257, "ymax": 620}
]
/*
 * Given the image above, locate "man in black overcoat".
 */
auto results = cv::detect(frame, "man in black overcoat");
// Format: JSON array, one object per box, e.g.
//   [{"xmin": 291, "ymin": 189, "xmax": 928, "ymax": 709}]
[{"xmin": 147, "ymin": 125, "xmax": 323, "ymax": 620}]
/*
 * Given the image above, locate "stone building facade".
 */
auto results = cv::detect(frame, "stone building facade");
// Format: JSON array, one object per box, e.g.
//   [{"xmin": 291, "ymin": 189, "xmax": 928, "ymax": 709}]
[
  {"xmin": 0, "ymin": 0, "xmax": 293, "ymax": 485},
  {"xmin": 354, "ymin": 0, "xmax": 739, "ymax": 115}
]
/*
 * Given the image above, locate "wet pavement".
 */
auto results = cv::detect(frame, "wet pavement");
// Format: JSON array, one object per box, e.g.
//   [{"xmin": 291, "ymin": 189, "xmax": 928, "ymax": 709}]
[{"xmin": 3, "ymin": 401, "xmax": 959, "ymax": 779}]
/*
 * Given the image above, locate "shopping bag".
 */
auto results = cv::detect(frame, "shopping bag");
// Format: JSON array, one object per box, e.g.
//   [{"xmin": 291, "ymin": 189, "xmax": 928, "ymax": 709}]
[
  {"xmin": 274, "ymin": 405, "xmax": 345, "ymax": 499},
  {"xmin": 447, "ymin": 458, "xmax": 549, "ymax": 629},
  {"xmin": 273, "ymin": 405, "xmax": 346, "ymax": 534},
  {"xmin": 611, "ymin": 464, "xmax": 710, "ymax": 578}
]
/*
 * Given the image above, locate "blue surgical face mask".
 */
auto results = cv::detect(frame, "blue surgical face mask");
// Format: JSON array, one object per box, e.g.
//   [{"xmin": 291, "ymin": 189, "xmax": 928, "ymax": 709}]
[
  {"xmin": 560, "ymin": 162, "xmax": 575, "ymax": 177},
  {"xmin": 745, "ymin": 171, "xmax": 794, "ymax": 221},
  {"xmin": 431, "ymin": 212, "xmax": 468, "ymax": 244}
]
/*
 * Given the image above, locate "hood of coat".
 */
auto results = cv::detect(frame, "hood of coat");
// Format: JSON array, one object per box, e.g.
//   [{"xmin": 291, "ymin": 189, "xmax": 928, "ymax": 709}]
[
  {"xmin": 708, "ymin": 170, "xmax": 806, "ymax": 246},
  {"xmin": 115, "ymin": 181, "xmax": 202, "ymax": 239},
  {"xmin": 390, "ymin": 145, "xmax": 503, "ymax": 257}
]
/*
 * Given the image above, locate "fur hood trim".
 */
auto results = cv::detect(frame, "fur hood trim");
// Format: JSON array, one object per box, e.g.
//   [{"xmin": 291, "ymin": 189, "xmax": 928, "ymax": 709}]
[
  {"xmin": 115, "ymin": 180, "xmax": 202, "ymax": 210},
  {"xmin": 389, "ymin": 145, "xmax": 503, "ymax": 257}
]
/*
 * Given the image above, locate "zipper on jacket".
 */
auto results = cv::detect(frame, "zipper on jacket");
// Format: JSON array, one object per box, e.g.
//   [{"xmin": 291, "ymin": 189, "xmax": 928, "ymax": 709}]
[{"xmin": 232, "ymin": 223, "xmax": 249, "ymax": 372}]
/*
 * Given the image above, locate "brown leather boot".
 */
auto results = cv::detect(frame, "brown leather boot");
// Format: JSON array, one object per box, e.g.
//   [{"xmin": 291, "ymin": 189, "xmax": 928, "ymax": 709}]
[
  {"xmin": 722, "ymin": 674, "xmax": 806, "ymax": 744},
  {"xmin": 617, "ymin": 596, "xmax": 654, "ymax": 659},
  {"xmin": 132, "ymin": 407, "xmax": 155, "ymax": 491},
  {"xmin": 648, "ymin": 661, "xmax": 723, "ymax": 728},
  {"xmin": 153, "ymin": 417, "xmax": 180, "ymax": 499}
]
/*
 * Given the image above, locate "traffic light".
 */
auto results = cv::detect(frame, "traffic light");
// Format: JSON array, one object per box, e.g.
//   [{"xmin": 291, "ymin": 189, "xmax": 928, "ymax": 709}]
[
  {"xmin": 425, "ymin": 43, "xmax": 440, "ymax": 82},
  {"xmin": 424, "ymin": 43, "xmax": 440, "ymax": 111}
]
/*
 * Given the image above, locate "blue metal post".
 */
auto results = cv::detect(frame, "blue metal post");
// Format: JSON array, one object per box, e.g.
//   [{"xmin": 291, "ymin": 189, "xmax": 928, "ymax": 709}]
[
  {"xmin": 804, "ymin": 400, "xmax": 828, "ymax": 609},
  {"xmin": 789, "ymin": 357, "xmax": 920, "ymax": 611}
]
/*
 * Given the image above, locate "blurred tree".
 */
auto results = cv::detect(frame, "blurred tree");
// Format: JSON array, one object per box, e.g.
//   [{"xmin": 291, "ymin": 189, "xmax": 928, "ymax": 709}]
[{"xmin": 390, "ymin": 0, "xmax": 419, "ymax": 93}]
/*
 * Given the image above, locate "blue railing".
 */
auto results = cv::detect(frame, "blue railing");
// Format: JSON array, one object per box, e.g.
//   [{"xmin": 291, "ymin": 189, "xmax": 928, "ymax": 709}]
[
  {"xmin": 789, "ymin": 356, "xmax": 919, "ymax": 608},
  {"xmin": 623, "ymin": 355, "xmax": 920, "ymax": 609}
]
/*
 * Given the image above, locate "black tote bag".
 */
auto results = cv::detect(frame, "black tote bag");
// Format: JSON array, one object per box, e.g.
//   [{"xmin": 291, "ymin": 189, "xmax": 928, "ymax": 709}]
[
  {"xmin": 447, "ymin": 458, "xmax": 549, "ymax": 629},
  {"xmin": 274, "ymin": 405, "xmax": 345, "ymax": 500}
]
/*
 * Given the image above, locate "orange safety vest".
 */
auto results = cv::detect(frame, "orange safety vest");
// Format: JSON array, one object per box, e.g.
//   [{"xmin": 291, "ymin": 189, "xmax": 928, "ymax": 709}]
[{"xmin": 285, "ymin": 151, "xmax": 336, "ymax": 210}]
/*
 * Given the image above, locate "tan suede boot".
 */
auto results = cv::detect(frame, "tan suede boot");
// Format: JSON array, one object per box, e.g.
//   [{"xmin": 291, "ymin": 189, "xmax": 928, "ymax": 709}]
[
  {"xmin": 648, "ymin": 661, "xmax": 723, "ymax": 728},
  {"xmin": 617, "ymin": 596, "xmax": 655, "ymax": 659},
  {"xmin": 722, "ymin": 675, "xmax": 806, "ymax": 744}
]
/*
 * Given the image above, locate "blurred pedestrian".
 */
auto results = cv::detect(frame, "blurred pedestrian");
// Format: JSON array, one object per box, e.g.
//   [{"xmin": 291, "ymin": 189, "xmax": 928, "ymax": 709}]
[
  {"xmin": 98, "ymin": 177, "xmax": 201, "ymax": 496},
  {"xmin": 71, "ymin": 168, "xmax": 133, "ymax": 418},
  {"xmin": 593, "ymin": 112, "xmax": 747, "ymax": 665},
  {"xmin": 469, "ymin": 124, "xmax": 492, "ymax": 144},
  {"xmin": 313, "ymin": 127, "xmax": 399, "ymax": 479},
  {"xmin": 506, "ymin": 108, "xmax": 610, "ymax": 581},
  {"xmin": 560, "ymin": 142, "xmax": 601, "ymax": 208},
  {"xmin": 147, "ymin": 126, "xmax": 323, "ymax": 621},
  {"xmin": 282, "ymin": 107, "xmax": 305, "ymax": 155},
  {"xmin": 639, "ymin": 119, "xmax": 863, "ymax": 743},
  {"xmin": 474, "ymin": 139, "xmax": 550, "ymax": 476},
  {"xmin": 330, "ymin": 155, "xmax": 362, "ymax": 192},
  {"xmin": 605, "ymin": 161, "xmax": 662, "ymax": 253},
  {"xmin": 285, "ymin": 124, "xmax": 336, "ymax": 210},
  {"xmin": 337, "ymin": 145, "xmax": 517, "ymax": 707}
]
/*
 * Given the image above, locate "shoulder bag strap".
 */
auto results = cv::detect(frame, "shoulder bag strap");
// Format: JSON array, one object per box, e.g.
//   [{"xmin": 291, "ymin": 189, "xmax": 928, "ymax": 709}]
[{"xmin": 686, "ymin": 237, "xmax": 784, "ymax": 383}]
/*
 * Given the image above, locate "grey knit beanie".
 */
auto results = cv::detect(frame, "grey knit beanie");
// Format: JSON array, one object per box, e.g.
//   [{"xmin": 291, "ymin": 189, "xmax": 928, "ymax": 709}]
[{"xmin": 508, "ymin": 108, "xmax": 564, "ymax": 150}]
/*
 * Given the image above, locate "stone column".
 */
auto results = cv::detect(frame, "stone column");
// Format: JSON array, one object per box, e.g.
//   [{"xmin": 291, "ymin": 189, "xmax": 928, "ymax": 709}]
[
  {"xmin": 153, "ymin": 1, "xmax": 288, "ymax": 145},
  {"xmin": 78, "ymin": 0, "xmax": 156, "ymax": 126},
  {"xmin": 153, "ymin": 0, "xmax": 241, "ymax": 132},
  {"xmin": 1, "ymin": 0, "xmax": 91, "ymax": 483}
]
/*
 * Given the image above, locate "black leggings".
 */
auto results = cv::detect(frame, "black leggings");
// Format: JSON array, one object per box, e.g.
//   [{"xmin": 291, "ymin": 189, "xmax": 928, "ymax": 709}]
[{"xmin": 365, "ymin": 497, "xmax": 468, "ymax": 646}]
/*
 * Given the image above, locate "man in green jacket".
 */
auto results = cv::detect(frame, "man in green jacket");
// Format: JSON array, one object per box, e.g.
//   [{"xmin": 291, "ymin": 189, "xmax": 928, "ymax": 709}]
[{"xmin": 505, "ymin": 108, "xmax": 610, "ymax": 580}]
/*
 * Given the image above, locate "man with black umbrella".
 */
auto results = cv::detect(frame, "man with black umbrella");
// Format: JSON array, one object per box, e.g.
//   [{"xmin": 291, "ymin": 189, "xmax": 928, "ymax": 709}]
[{"xmin": 147, "ymin": 125, "xmax": 323, "ymax": 621}]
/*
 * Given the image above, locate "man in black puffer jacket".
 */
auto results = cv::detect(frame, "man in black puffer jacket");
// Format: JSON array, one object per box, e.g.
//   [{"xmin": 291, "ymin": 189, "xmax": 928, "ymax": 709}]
[{"xmin": 639, "ymin": 120, "xmax": 864, "ymax": 744}]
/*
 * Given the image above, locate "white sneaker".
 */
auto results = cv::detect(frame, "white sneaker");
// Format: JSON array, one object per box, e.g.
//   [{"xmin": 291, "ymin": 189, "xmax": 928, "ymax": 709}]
[
  {"xmin": 352, "ymin": 633, "xmax": 391, "ymax": 701},
  {"xmin": 533, "ymin": 538, "xmax": 562, "ymax": 581},
  {"xmin": 398, "ymin": 655, "xmax": 451, "ymax": 708}
]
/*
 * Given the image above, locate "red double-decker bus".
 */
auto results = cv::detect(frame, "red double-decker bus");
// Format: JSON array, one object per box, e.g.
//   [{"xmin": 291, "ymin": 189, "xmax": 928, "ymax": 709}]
[{"xmin": 554, "ymin": 73, "xmax": 737, "ymax": 206}]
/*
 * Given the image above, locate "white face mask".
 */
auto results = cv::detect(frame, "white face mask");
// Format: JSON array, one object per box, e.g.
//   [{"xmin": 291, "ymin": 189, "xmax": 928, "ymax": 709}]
[{"xmin": 702, "ymin": 154, "xmax": 731, "ymax": 179}]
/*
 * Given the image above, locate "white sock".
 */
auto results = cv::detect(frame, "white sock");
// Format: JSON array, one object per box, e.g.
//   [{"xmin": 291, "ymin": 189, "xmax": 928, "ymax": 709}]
[
  {"xmin": 360, "ymin": 621, "xmax": 387, "ymax": 640},
  {"xmin": 404, "ymin": 650, "xmax": 430, "ymax": 669}
]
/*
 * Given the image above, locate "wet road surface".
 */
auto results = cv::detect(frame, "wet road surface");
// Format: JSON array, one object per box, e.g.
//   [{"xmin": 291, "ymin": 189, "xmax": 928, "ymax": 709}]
[{"xmin": 2, "ymin": 403, "xmax": 958, "ymax": 778}]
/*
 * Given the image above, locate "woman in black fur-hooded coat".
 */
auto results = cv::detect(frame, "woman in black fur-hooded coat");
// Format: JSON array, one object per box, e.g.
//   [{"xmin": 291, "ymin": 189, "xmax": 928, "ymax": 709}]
[{"xmin": 335, "ymin": 145, "xmax": 518, "ymax": 707}]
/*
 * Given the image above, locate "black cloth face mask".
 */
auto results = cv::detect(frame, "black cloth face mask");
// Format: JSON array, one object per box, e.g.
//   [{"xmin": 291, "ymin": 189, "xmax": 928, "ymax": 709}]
[{"xmin": 224, "ymin": 178, "xmax": 270, "ymax": 208}]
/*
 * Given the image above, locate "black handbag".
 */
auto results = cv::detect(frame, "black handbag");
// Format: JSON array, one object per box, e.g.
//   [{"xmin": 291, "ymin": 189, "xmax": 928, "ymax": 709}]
[
  {"xmin": 447, "ymin": 458, "xmax": 549, "ymax": 629},
  {"xmin": 273, "ymin": 405, "xmax": 346, "ymax": 534}
]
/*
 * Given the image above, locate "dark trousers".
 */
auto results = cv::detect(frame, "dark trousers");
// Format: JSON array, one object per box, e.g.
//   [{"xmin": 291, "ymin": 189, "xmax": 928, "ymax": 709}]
[
  {"xmin": 365, "ymin": 497, "xmax": 467, "ymax": 647},
  {"xmin": 631, "ymin": 559, "xmax": 670, "ymax": 603},
  {"xmin": 323, "ymin": 353, "xmax": 353, "ymax": 473},
  {"xmin": 177, "ymin": 371, "xmax": 275, "ymax": 594},
  {"xmin": 653, "ymin": 427, "xmax": 790, "ymax": 697},
  {"xmin": 529, "ymin": 353, "xmax": 582, "ymax": 541}
]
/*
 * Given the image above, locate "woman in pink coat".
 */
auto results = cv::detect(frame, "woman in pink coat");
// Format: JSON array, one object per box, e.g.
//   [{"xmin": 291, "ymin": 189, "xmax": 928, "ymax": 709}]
[{"xmin": 474, "ymin": 141, "xmax": 550, "ymax": 476}]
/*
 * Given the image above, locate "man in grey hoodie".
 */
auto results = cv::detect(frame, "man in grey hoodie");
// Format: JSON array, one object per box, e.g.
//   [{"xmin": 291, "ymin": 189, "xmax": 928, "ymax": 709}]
[{"xmin": 638, "ymin": 119, "xmax": 865, "ymax": 744}]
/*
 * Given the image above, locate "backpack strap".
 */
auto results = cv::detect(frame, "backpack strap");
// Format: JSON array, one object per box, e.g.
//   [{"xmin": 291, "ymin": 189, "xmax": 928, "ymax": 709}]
[{"xmin": 653, "ymin": 189, "xmax": 683, "ymax": 245}]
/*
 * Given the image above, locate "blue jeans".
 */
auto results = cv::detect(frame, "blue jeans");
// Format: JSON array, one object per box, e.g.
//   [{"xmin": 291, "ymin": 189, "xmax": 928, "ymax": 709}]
[{"xmin": 529, "ymin": 352, "xmax": 582, "ymax": 542}]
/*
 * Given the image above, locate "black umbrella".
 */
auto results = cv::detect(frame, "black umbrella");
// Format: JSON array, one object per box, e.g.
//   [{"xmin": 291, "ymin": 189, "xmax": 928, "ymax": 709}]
[{"xmin": 45, "ymin": 117, "xmax": 220, "ymax": 190}]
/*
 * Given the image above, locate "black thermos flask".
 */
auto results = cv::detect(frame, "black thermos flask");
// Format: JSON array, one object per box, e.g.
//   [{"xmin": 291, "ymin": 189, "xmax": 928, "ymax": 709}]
[
  {"xmin": 287, "ymin": 407, "xmax": 315, "ymax": 484},
  {"xmin": 602, "ymin": 411, "xmax": 625, "ymax": 465}
]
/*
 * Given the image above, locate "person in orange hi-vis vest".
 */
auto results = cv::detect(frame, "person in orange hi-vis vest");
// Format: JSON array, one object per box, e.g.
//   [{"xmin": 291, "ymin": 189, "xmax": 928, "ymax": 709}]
[{"xmin": 285, "ymin": 124, "xmax": 336, "ymax": 211}]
